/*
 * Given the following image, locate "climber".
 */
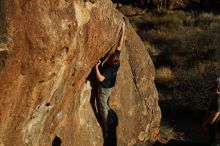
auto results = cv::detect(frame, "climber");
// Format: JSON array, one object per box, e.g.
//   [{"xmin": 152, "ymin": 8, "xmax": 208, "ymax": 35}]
[
  {"xmin": 203, "ymin": 77, "xmax": 220, "ymax": 144},
  {"xmin": 95, "ymin": 21, "xmax": 126, "ymax": 139}
]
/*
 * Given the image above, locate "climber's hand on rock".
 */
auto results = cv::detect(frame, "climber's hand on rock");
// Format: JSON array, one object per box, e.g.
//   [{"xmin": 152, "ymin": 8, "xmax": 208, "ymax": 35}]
[
  {"xmin": 121, "ymin": 21, "xmax": 125, "ymax": 32},
  {"xmin": 121, "ymin": 20, "xmax": 125, "ymax": 26},
  {"xmin": 96, "ymin": 60, "xmax": 101, "ymax": 67}
]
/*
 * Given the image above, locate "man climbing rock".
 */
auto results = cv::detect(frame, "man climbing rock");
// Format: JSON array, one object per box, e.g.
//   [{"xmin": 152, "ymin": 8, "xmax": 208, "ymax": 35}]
[
  {"xmin": 95, "ymin": 21, "xmax": 125, "ymax": 139},
  {"xmin": 203, "ymin": 77, "xmax": 220, "ymax": 144}
]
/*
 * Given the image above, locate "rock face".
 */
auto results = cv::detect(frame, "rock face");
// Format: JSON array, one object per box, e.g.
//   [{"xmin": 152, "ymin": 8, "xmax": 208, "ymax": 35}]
[{"xmin": 0, "ymin": 0, "xmax": 161, "ymax": 146}]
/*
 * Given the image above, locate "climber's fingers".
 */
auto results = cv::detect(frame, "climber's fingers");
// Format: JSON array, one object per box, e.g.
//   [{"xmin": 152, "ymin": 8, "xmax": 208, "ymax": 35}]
[
  {"xmin": 96, "ymin": 60, "xmax": 101, "ymax": 66},
  {"xmin": 120, "ymin": 19, "xmax": 125, "ymax": 27}
]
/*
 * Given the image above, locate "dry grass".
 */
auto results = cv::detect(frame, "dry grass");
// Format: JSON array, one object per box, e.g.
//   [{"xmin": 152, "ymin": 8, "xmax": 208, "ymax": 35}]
[
  {"xmin": 156, "ymin": 67, "xmax": 173, "ymax": 82},
  {"xmin": 160, "ymin": 126, "xmax": 177, "ymax": 141},
  {"xmin": 143, "ymin": 41, "xmax": 159, "ymax": 56},
  {"xmin": 0, "ymin": 43, "xmax": 9, "ymax": 52},
  {"xmin": 195, "ymin": 12, "xmax": 220, "ymax": 28},
  {"xmin": 141, "ymin": 0, "xmax": 185, "ymax": 10},
  {"xmin": 129, "ymin": 9, "xmax": 220, "ymax": 111}
]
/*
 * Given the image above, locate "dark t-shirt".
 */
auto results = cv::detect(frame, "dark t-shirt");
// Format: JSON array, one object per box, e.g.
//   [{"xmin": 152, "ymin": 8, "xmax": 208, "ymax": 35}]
[
  {"xmin": 99, "ymin": 51, "xmax": 120, "ymax": 88},
  {"xmin": 209, "ymin": 94, "xmax": 220, "ymax": 125},
  {"xmin": 210, "ymin": 95, "xmax": 220, "ymax": 112}
]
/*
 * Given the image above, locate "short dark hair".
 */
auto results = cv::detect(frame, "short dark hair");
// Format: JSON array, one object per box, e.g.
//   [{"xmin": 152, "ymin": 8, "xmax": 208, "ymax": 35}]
[
  {"xmin": 209, "ymin": 81, "xmax": 218, "ymax": 91},
  {"xmin": 209, "ymin": 78, "xmax": 220, "ymax": 92},
  {"xmin": 108, "ymin": 52, "xmax": 120, "ymax": 66}
]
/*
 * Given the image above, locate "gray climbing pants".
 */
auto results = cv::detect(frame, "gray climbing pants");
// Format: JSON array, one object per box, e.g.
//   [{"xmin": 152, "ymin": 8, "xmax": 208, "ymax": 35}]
[{"xmin": 98, "ymin": 87, "xmax": 113, "ymax": 131}]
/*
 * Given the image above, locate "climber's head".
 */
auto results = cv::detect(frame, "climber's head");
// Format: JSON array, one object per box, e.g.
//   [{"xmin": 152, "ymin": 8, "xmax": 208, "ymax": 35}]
[{"xmin": 108, "ymin": 51, "xmax": 120, "ymax": 66}]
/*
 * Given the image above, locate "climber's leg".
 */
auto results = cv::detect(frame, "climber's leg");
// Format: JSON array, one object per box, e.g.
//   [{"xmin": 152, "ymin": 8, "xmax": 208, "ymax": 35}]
[{"xmin": 98, "ymin": 87, "xmax": 112, "ymax": 137}]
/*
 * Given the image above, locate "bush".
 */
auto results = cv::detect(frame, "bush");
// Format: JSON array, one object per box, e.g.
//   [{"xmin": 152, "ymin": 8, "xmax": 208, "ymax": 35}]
[
  {"xmin": 130, "ymin": 10, "xmax": 220, "ymax": 111},
  {"xmin": 149, "ymin": 0, "xmax": 185, "ymax": 10},
  {"xmin": 195, "ymin": 13, "xmax": 220, "ymax": 28},
  {"xmin": 156, "ymin": 67, "xmax": 173, "ymax": 82}
]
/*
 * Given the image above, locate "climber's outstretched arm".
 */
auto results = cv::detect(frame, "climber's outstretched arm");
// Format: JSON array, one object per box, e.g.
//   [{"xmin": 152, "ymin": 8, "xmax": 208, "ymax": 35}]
[{"xmin": 117, "ymin": 21, "xmax": 126, "ymax": 51}]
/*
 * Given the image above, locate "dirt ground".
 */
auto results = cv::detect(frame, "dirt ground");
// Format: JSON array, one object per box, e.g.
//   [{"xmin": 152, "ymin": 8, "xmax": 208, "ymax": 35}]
[
  {"xmin": 155, "ymin": 100, "xmax": 209, "ymax": 146},
  {"xmin": 134, "ymin": 100, "xmax": 210, "ymax": 146}
]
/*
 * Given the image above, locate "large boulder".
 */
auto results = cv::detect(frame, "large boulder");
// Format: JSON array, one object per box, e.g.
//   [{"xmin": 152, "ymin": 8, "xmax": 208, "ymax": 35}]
[{"xmin": 0, "ymin": 0, "xmax": 161, "ymax": 146}]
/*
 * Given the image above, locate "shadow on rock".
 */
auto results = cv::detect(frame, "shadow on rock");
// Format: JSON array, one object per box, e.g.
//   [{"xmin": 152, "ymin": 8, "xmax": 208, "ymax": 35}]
[
  {"xmin": 52, "ymin": 136, "xmax": 62, "ymax": 146},
  {"xmin": 104, "ymin": 109, "xmax": 118, "ymax": 146},
  {"xmin": 87, "ymin": 68, "xmax": 104, "ymax": 129}
]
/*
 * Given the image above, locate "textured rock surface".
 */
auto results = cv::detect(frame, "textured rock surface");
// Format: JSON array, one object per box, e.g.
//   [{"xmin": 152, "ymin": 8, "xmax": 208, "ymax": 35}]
[{"xmin": 0, "ymin": 0, "xmax": 161, "ymax": 146}]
